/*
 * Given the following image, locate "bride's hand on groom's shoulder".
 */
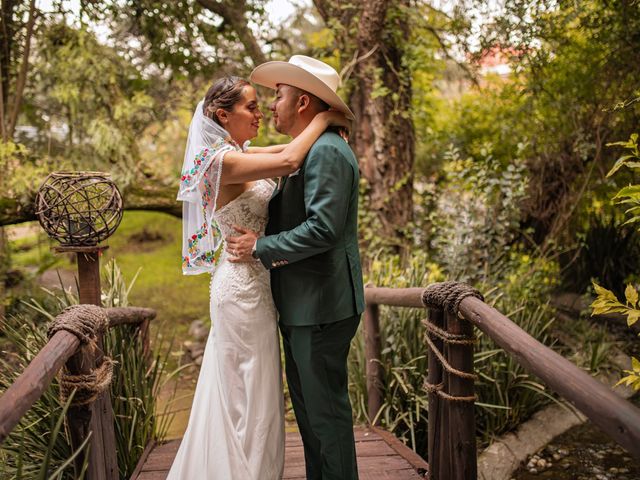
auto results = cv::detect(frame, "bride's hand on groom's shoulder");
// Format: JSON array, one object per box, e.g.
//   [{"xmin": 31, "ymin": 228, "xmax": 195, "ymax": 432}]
[
  {"xmin": 226, "ymin": 225, "xmax": 258, "ymax": 263},
  {"xmin": 320, "ymin": 110, "xmax": 351, "ymax": 129},
  {"xmin": 318, "ymin": 110, "xmax": 351, "ymax": 142}
]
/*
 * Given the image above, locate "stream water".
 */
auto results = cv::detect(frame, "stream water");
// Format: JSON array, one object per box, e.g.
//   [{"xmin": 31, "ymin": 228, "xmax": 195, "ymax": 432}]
[
  {"xmin": 512, "ymin": 419, "xmax": 640, "ymax": 479},
  {"xmin": 513, "ymin": 314, "xmax": 640, "ymax": 480}
]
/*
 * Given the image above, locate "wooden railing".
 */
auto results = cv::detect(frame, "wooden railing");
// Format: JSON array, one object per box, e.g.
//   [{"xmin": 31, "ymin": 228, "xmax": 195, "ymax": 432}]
[
  {"xmin": 363, "ymin": 286, "xmax": 640, "ymax": 480},
  {"xmin": 0, "ymin": 305, "xmax": 155, "ymax": 480},
  {"xmin": 3, "ymin": 283, "xmax": 640, "ymax": 480}
]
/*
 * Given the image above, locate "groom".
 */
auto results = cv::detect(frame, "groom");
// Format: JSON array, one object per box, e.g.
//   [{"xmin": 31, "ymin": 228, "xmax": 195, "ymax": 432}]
[{"xmin": 226, "ymin": 55, "xmax": 365, "ymax": 480}]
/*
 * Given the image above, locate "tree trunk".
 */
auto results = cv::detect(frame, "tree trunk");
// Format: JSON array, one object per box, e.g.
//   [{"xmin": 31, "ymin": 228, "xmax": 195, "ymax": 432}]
[
  {"xmin": 0, "ymin": 226, "xmax": 7, "ymax": 320},
  {"xmin": 314, "ymin": 0, "xmax": 415, "ymax": 246},
  {"xmin": 7, "ymin": 0, "xmax": 36, "ymax": 138}
]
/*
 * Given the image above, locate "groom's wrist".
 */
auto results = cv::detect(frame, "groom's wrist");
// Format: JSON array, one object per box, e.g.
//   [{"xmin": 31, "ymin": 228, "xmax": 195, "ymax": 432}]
[{"xmin": 251, "ymin": 239, "xmax": 258, "ymax": 259}]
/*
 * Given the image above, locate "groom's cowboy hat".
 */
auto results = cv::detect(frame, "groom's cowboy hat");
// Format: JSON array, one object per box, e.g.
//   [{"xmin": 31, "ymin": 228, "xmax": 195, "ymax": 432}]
[{"xmin": 250, "ymin": 55, "xmax": 355, "ymax": 121}]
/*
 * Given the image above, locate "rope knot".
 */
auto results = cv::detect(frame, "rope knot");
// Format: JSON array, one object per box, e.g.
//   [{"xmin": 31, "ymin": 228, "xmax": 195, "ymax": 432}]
[
  {"xmin": 59, "ymin": 357, "xmax": 115, "ymax": 406},
  {"xmin": 47, "ymin": 304, "xmax": 108, "ymax": 344},
  {"xmin": 422, "ymin": 281, "xmax": 484, "ymax": 314},
  {"xmin": 47, "ymin": 305, "xmax": 113, "ymax": 406}
]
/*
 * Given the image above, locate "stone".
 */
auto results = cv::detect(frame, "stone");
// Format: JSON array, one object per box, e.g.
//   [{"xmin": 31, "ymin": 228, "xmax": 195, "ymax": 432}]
[
  {"xmin": 188, "ymin": 319, "xmax": 209, "ymax": 341},
  {"xmin": 190, "ymin": 346, "xmax": 205, "ymax": 358}
]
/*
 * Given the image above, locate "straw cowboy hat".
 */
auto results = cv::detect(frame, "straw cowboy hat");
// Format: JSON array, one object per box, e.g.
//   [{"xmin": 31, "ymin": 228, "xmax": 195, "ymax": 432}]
[{"xmin": 250, "ymin": 55, "xmax": 355, "ymax": 120}]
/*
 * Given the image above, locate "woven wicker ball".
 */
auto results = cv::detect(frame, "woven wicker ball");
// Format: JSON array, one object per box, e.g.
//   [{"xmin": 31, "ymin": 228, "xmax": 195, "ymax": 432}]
[{"xmin": 35, "ymin": 172, "xmax": 123, "ymax": 246}]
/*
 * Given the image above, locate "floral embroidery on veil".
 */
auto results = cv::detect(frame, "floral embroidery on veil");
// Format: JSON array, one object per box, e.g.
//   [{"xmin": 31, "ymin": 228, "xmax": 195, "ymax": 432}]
[{"xmin": 177, "ymin": 99, "xmax": 240, "ymax": 275}]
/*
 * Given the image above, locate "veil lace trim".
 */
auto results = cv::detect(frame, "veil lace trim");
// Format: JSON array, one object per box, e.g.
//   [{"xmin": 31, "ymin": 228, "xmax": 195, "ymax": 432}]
[{"xmin": 177, "ymin": 100, "xmax": 242, "ymax": 275}]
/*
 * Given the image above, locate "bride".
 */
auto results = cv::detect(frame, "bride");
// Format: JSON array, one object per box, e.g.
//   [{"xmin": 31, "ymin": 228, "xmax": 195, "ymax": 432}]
[{"xmin": 168, "ymin": 76, "xmax": 349, "ymax": 479}]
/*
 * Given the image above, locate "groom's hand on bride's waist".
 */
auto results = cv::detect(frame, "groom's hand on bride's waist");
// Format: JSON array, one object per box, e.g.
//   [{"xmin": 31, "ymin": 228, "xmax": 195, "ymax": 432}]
[{"xmin": 226, "ymin": 225, "xmax": 259, "ymax": 263}]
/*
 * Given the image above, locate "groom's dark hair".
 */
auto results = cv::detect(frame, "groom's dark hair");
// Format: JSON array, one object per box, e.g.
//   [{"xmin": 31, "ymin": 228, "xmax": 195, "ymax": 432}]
[
  {"xmin": 203, "ymin": 76, "xmax": 251, "ymax": 126},
  {"xmin": 288, "ymin": 85, "xmax": 330, "ymax": 113}
]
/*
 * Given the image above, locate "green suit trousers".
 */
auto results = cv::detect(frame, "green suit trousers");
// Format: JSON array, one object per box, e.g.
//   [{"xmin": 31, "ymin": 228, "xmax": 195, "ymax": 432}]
[{"xmin": 280, "ymin": 315, "xmax": 361, "ymax": 480}]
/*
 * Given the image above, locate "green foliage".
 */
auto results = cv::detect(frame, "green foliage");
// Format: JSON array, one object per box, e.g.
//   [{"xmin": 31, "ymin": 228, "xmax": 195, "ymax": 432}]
[
  {"xmin": 590, "ymin": 131, "xmax": 640, "ymax": 392},
  {"xmin": 429, "ymin": 143, "xmax": 531, "ymax": 285},
  {"xmin": 591, "ymin": 282, "xmax": 640, "ymax": 390},
  {"xmin": 99, "ymin": 211, "xmax": 211, "ymax": 328},
  {"xmin": 87, "ymin": 1, "xmax": 268, "ymax": 77},
  {"xmin": 27, "ymin": 23, "xmax": 155, "ymax": 186},
  {"xmin": 428, "ymin": 0, "xmax": 640, "ymax": 245},
  {"xmin": 608, "ymin": 134, "xmax": 640, "ymax": 227},
  {"xmin": 0, "ymin": 259, "xmax": 174, "ymax": 478},
  {"xmin": 417, "ymin": 81, "xmax": 527, "ymax": 178},
  {"xmin": 0, "ymin": 141, "xmax": 51, "ymax": 204}
]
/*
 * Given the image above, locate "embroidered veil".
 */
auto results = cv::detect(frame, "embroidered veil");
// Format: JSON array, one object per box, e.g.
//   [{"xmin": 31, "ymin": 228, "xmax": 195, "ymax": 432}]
[{"xmin": 177, "ymin": 100, "xmax": 239, "ymax": 275}]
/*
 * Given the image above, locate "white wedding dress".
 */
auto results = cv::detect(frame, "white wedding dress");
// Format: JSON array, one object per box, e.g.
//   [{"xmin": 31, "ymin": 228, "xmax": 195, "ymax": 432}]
[{"xmin": 168, "ymin": 179, "xmax": 285, "ymax": 479}]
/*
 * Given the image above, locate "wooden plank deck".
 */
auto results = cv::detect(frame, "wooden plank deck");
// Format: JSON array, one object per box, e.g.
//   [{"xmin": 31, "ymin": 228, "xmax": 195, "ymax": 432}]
[{"xmin": 131, "ymin": 427, "xmax": 428, "ymax": 479}]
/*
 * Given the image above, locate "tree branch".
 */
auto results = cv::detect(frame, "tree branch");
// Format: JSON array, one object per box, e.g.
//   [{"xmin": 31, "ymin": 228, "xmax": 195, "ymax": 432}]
[
  {"xmin": 196, "ymin": 0, "xmax": 267, "ymax": 67},
  {"xmin": 7, "ymin": 0, "xmax": 36, "ymax": 139},
  {"xmin": 312, "ymin": 0, "xmax": 358, "ymax": 30},
  {"xmin": 0, "ymin": 62, "xmax": 6, "ymax": 141},
  {"xmin": 1, "ymin": 182, "xmax": 182, "ymax": 226},
  {"xmin": 424, "ymin": 25, "xmax": 480, "ymax": 88}
]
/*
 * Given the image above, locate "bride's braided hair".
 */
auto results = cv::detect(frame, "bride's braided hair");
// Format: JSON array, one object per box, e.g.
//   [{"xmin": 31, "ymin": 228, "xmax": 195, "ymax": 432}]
[{"xmin": 203, "ymin": 76, "xmax": 251, "ymax": 126}]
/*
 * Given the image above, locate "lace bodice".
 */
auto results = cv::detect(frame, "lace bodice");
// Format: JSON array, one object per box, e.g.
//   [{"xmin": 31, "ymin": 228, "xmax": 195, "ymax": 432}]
[
  {"xmin": 209, "ymin": 178, "xmax": 276, "ymax": 311},
  {"xmin": 214, "ymin": 179, "xmax": 274, "ymax": 239}
]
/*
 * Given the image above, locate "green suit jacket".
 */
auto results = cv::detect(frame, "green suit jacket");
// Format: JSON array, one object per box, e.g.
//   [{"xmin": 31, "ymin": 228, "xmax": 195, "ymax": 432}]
[{"xmin": 256, "ymin": 131, "xmax": 365, "ymax": 326}]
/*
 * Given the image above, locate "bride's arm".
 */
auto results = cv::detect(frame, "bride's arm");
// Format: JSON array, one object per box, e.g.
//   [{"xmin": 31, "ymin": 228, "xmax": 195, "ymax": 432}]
[
  {"xmin": 219, "ymin": 111, "xmax": 349, "ymax": 185},
  {"xmin": 246, "ymin": 144, "xmax": 287, "ymax": 154}
]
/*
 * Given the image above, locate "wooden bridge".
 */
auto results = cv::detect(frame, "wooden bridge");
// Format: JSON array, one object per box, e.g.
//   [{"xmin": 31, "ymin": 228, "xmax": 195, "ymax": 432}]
[
  {"xmin": 1, "ymin": 245, "xmax": 640, "ymax": 479},
  {"xmin": 131, "ymin": 428, "xmax": 428, "ymax": 479}
]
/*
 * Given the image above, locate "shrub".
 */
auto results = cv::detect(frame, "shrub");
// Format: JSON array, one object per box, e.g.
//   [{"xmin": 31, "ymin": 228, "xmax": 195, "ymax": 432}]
[{"xmin": 0, "ymin": 259, "xmax": 174, "ymax": 479}]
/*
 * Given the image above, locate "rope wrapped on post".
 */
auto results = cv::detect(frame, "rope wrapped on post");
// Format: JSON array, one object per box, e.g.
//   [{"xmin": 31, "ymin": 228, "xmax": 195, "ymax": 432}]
[
  {"xmin": 422, "ymin": 282, "xmax": 483, "ymax": 402},
  {"xmin": 421, "ymin": 280, "xmax": 484, "ymax": 315},
  {"xmin": 47, "ymin": 304, "xmax": 114, "ymax": 406}
]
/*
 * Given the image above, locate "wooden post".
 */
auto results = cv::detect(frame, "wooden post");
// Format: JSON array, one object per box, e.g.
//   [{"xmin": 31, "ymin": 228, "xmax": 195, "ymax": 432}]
[
  {"xmin": 55, "ymin": 245, "xmax": 118, "ymax": 480},
  {"xmin": 445, "ymin": 309, "xmax": 476, "ymax": 480},
  {"xmin": 77, "ymin": 248, "xmax": 119, "ymax": 480},
  {"xmin": 364, "ymin": 303, "xmax": 383, "ymax": 426},
  {"xmin": 426, "ymin": 307, "xmax": 444, "ymax": 480},
  {"xmin": 138, "ymin": 318, "xmax": 151, "ymax": 362},
  {"xmin": 438, "ymin": 311, "xmax": 451, "ymax": 480}
]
